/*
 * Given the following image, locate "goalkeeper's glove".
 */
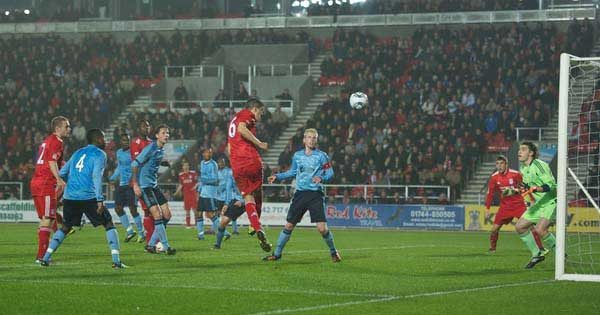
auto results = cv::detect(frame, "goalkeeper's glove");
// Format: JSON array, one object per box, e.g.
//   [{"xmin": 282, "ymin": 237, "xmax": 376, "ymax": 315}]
[{"xmin": 517, "ymin": 183, "xmax": 530, "ymax": 194}]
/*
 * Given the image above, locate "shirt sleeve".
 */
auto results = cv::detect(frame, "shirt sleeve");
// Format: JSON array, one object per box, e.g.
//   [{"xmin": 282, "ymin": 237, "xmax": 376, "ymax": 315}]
[
  {"xmin": 48, "ymin": 139, "xmax": 62, "ymax": 162},
  {"xmin": 485, "ymin": 174, "xmax": 496, "ymax": 209},
  {"xmin": 109, "ymin": 164, "xmax": 120, "ymax": 182},
  {"xmin": 59, "ymin": 156, "xmax": 73, "ymax": 181},
  {"xmin": 93, "ymin": 152, "xmax": 107, "ymax": 201},
  {"xmin": 537, "ymin": 161, "xmax": 557, "ymax": 191},
  {"xmin": 238, "ymin": 110, "xmax": 253, "ymax": 125},
  {"xmin": 131, "ymin": 144, "xmax": 152, "ymax": 168},
  {"xmin": 320, "ymin": 153, "xmax": 334, "ymax": 182},
  {"xmin": 276, "ymin": 154, "xmax": 298, "ymax": 181}
]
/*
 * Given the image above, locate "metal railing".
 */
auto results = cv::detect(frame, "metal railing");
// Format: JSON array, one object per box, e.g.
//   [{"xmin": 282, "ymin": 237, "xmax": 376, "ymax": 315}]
[
  {"xmin": 164, "ymin": 65, "xmax": 224, "ymax": 78},
  {"xmin": 134, "ymin": 99, "xmax": 294, "ymax": 116},
  {"xmin": 516, "ymin": 127, "xmax": 556, "ymax": 142},
  {"xmin": 12, "ymin": 182, "xmax": 450, "ymax": 204},
  {"xmin": 0, "ymin": 181, "xmax": 23, "ymax": 200},
  {"xmin": 249, "ymin": 64, "xmax": 314, "ymax": 77},
  {"xmin": 263, "ymin": 184, "xmax": 451, "ymax": 204},
  {"xmin": 0, "ymin": 9, "xmax": 593, "ymax": 34}
]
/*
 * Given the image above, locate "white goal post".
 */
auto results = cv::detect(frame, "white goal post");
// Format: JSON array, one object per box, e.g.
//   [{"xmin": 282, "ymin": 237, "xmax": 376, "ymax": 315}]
[{"xmin": 556, "ymin": 53, "xmax": 600, "ymax": 282}]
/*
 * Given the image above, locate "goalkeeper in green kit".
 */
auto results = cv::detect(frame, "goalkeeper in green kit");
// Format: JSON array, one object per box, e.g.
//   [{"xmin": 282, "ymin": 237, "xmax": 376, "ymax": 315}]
[{"xmin": 515, "ymin": 142, "xmax": 557, "ymax": 269}]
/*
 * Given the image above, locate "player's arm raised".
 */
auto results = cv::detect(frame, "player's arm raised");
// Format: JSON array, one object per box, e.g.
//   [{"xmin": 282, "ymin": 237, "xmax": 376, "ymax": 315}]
[{"xmin": 238, "ymin": 122, "xmax": 268, "ymax": 151}]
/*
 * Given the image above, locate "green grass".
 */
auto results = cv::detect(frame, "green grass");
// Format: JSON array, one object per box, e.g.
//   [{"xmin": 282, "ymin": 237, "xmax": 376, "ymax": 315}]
[{"xmin": 1, "ymin": 223, "xmax": 599, "ymax": 314}]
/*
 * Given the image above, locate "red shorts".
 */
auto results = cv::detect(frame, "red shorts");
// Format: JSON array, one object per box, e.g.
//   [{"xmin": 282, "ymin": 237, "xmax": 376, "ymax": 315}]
[
  {"xmin": 494, "ymin": 206, "xmax": 526, "ymax": 225},
  {"xmin": 183, "ymin": 193, "xmax": 198, "ymax": 211},
  {"xmin": 33, "ymin": 195, "xmax": 57, "ymax": 219},
  {"xmin": 232, "ymin": 159, "xmax": 263, "ymax": 196},
  {"xmin": 138, "ymin": 197, "xmax": 149, "ymax": 211}
]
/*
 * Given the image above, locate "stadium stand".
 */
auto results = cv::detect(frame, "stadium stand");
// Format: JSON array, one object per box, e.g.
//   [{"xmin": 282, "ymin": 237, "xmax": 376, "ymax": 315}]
[
  {"xmin": 306, "ymin": 0, "xmax": 539, "ymax": 16},
  {"xmin": 0, "ymin": 29, "xmax": 313, "ymax": 199},
  {"xmin": 0, "ymin": 15, "xmax": 593, "ymax": 204},
  {"xmin": 283, "ymin": 20, "xmax": 593, "ymax": 204}
]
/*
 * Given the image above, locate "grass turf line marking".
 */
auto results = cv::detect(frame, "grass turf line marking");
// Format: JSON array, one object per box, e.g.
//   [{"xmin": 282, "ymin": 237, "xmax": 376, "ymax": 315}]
[
  {"xmin": 248, "ymin": 279, "xmax": 553, "ymax": 315},
  {"xmin": 0, "ymin": 278, "xmax": 393, "ymax": 298}
]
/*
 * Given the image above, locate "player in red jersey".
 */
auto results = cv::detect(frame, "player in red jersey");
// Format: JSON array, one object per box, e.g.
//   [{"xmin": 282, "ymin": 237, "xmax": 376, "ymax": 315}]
[
  {"xmin": 131, "ymin": 119, "xmax": 153, "ymax": 244},
  {"xmin": 227, "ymin": 98, "xmax": 272, "ymax": 252},
  {"xmin": 174, "ymin": 161, "xmax": 198, "ymax": 228},
  {"xmin": 485, "ymin": 155, "xmax": 543, "ymax": 253},
  {"xmin": 31, "ymin": 116, "xmax": 71, "ymax": 263}
]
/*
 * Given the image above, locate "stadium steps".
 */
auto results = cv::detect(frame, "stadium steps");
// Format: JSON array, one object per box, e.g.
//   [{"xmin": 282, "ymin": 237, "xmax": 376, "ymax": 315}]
[
  {"xmin": 188, "ymin": 56, "xmax": 216, "ymax": 77},
  {"xmin": 310, "ymin": 54, "xmax": 326, "ymax": 82},
  {"xmin": 457, "ymin": 161, "xmax": 497, "ymax": 205},
  {"xmin": 259, "ymin": 51, "xmax": 331, "ymax": 168},
  {"xmin": 458, "ymin": 41, "xmax": 600, "ymax": 205},
  {"xmin": 105, "ymin": 95, "xmax": 152, "ymax": 141},
  {"xmin": 262, "ymin": 92, "xmax": 329, "ymax": 168}
]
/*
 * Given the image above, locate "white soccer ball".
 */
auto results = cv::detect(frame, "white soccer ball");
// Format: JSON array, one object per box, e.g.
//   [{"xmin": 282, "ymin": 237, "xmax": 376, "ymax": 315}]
[
  {"xmin": 155, "ymin": 242, "xmax": 164, "ymax": 252},
  {"xmin": 349, "ymin": 91, "xmax": 368, "ymax": 109}
]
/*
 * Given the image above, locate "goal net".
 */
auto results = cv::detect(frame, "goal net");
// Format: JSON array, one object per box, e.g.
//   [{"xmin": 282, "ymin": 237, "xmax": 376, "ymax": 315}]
[{"xmin": 556, "ymin": 53, "xmax": 600, "ymax": 282}]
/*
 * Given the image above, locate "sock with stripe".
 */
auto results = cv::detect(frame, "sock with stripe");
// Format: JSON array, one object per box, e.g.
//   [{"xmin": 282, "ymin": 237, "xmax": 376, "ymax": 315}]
[
  {"xmin": 215, "ymin": 226, "xmax": 226, "ymax": 247},
  {"xmin": 322, "ymin": 230, "xmax": 337, "ymax": 255},
  {"xmin": 105, "ymin": 227, "xmax": 121, "ymax": 264},
  {"xmin": 211, "ymin": 215, "xmax": 220, "ymax": 232},
  {"xmin": 119, "ymin": 213, "xmax": 134, "ymax": 235},
  {"xmin": 143, "ymin": 215, "xmax": 155, "ymax": 244},
  {"xmin": 196, "ymin": 218, "xmax": 204, "ymax": 237},
  {"xmin": 149, "ymin": 219, "xmax": 163, "ymax": 247},
  {"xmin": 154, "ymin": 222, "xmax": 170, "ymax": 249},
  {"xmin": 519, "ymin": 230, "xmax": 540, "ymax": 257},
  {"xmin": 37, "ymin": 227, "xmax": 52, "ymax": 259},
  {"xmin": 244, "ymin": 202, "xmax": 262, "ymax": 232},
  {"xmin": 543, "ymin": 232, "xmax": 556, "ymax": 250},
  {"xmin": 43, "ymin": 229, "xmax": 66, "ymax": 262},
  {"xmin": 274, "ymin": 229, "xmax": 292, "ymax": 257},
  {"xmin": 490, "ymin": 231, "xmax": 499, "ymax": 250},
  {"xmin": 132, "ymin": 213, "xmax": 144, "ymax": 237}
]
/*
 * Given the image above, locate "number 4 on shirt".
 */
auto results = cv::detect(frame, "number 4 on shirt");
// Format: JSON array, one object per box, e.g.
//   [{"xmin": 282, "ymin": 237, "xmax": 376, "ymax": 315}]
[{"xmin": 76, "ymin": 154, "xmax": 86, "ymax": 172}]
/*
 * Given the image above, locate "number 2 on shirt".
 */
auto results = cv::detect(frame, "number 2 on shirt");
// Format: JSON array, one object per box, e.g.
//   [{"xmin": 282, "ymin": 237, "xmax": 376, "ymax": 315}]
[{"xmin": 36, "ymin": 143, "xmax": 46, "ymax": 165}]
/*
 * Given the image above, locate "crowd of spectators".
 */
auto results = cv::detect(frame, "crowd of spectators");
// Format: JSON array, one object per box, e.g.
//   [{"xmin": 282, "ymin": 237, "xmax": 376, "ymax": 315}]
[
  {"xmin": 0, "ymin": 20, "xmax": 594, "ymax": 203},
  {"xmin": 107, "ymin": 88, "xmax": 292, "ymax": 186},
  {"xmin": 0, "ymin": 29, "xmax": 310, "ymax": 199},
  {"xmin": 303, "ymin": 20, "xmax": 593, "ymax": 203}
]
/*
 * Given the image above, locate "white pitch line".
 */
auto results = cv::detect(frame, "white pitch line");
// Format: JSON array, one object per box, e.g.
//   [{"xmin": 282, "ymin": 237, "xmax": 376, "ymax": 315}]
[
  {"xmin": 248, "ymin": 280, "xmax": 553, "ymax": 315},
  {"xmin": 0, "ymin": 278, "xmax": 392, "ymax": 298}
]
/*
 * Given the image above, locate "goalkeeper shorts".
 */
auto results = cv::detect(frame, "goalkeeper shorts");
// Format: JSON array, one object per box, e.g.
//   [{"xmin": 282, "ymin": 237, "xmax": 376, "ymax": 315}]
[{"xmin": 522, "ymin": 199, "xmax": 557, "ymax": 223}]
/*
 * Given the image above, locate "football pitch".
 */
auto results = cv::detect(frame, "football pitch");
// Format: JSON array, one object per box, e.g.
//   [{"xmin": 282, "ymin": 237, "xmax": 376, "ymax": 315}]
[{"xmin": 1, "ymin": 223, "xmax": 599, "ymax": 314}]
